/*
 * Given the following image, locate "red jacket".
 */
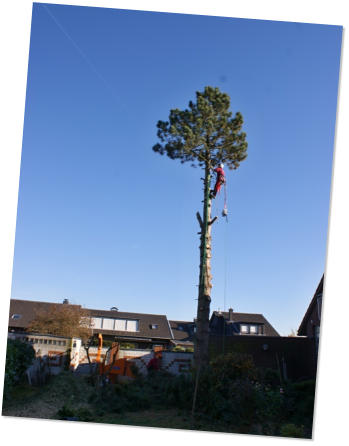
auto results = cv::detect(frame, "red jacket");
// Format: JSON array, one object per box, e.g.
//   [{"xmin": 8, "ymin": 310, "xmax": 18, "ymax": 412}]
[{"xmin": 214, "ymin": 167, "xmax": 225, "ymax": 181}]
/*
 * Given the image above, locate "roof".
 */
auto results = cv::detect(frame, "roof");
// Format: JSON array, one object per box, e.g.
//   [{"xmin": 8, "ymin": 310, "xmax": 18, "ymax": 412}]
[
  {"xmin": 87, "ymin": 308, "xmax": 172, "ymax": 340},
  {"xmin": 8, "ymin": 299, "xmax": 173, "ymax": 341},
  {"xmin": 169, "ymin": 320, "xmax": 195, "ymax": 344},
  {"xmin": 211, "ymin": 310, "xmax": 280, "ymax": 336},
  {"xmin": 8, "ymin": 299, "xmax": 81, "ymax": 330},
  {"xmin": 298, "ymin": 275, "xmax": 324, "ymax": 336}
]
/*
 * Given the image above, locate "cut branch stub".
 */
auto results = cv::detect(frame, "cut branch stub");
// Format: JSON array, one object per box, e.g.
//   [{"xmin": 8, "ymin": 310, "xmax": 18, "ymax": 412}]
[
  {"xmin": 196, "ymin": 212, "xmax": 203, "ymax": 228},
  {"xmin": 208, "ymin": 216, "xmax": 218, "ymax": 226}
]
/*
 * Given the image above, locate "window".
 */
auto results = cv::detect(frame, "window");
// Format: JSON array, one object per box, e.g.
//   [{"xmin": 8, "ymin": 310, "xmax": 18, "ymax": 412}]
[
  {"xmin": 91, "ymin": 317, "xmax": 102, "ymax": 329},
  {"xmin": 115, "ymin": 319, "xmax": 127, "ymax": 331},
  {"xmin": 240, "ymin": 325, "xmax": 248, "ymax": 333},
  {"xmin": 11, "ymin": 314, "xmax": 21, "ymax": 320},
  {"xmin": 102, "ymin": 318, "xmax": 115, "ymax": 330},
  {"xmin": 91, "ymin": 316, "xmax": 139, "ymax": 332},
  {"xmin": 126, "ymin": 320, "xmax": 138, "ymax": 332},
  {"xmin": 150, "ymin": 324, "xmax": 158, "ymax": 330},
  {"xmin": 250, "ymin": 325, "xmax": 258, "ymax": 334}
]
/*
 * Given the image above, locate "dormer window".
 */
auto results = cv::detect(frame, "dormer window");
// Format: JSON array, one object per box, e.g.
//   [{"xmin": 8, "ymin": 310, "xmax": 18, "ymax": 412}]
[
  {"xmin": 91, "ymin": 317, "xmax": 139, "ymax": 332},
  {"xmin": 240, "ymin": 324, "xmax": 261, "ymax": 334},
  {"xmin": 11, "ymin": 314, "xmax": 22, "ymax": 320}
]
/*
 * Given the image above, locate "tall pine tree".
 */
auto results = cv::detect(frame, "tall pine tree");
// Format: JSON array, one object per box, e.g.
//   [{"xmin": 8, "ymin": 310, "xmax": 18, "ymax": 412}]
[{"xmin": 153, "ymin": 86, "xmax": 248, "ymax": 368}]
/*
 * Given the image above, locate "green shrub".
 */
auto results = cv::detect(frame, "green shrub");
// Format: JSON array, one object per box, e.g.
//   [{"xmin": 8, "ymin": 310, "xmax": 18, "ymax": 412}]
[
  {"xmin": 90, "ymin": 380, "xmax": 152, "ymax": 414},
  {"xmin": 76, "ymin": 407, "xmax": 93, "ymax": 421},
  {"xmin": 119, "ymin": 342, "xmax": 136, "ymax": 349},
  {"xmin": 192, "ymin": 353, "xmax": 260, "ymax": 426},
  {"xmin": 210, "ymin": 352, "xmax": 257, "ymax": 381},
  {"xmin": 280, "ymin": 423, "xmax": 305, "ymax": 438},
  {"xmin": 254, "ymin": 386, "xmax": 284, "ymax": 423},
  {"xmin": 57, "ymin": 405, "xmax": 93, "ymax": 421},
  {"xmin": 57, "ymin": 404, "xmax": 75, "ymax": 419},
  {"xmin": 256, "ymin": 367, "xmax": 281, "ymax": 388},
  {"xmin": 4, "ymin": 339, "xmax": 35, "ymax": 397},
  {"xmin": 172, "ymin": 346, "xmax": 186, "ymax": 352},
  {"xmin": 282, "ymin": 379, "xmax": 315, "ymax": 427},
  {"xmin": 86, "ymin": 352, "xmax": 315, "ymax": 436},
  {"xmin": 89, "ymin": 370, "xmax": 193, "ymax": 415}
]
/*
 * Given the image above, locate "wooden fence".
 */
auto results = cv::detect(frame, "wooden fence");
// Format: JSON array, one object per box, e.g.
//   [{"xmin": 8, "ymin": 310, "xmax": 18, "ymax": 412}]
[{"xmin": 209, "ymin": 335, "xmax": 318, "ymax": 381}]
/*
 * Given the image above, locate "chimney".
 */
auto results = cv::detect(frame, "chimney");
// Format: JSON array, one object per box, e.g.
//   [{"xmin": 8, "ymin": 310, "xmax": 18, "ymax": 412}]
[
  {"xmin": 228, "ymin": 308, "xmax": 234, "ymax": 321},
  {"xmin": 63, "ymin": 298, "xmax": 69, "ymax": 304}
]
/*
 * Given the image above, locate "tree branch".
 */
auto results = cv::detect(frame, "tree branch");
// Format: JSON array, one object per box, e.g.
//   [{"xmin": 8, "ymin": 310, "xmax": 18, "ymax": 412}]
[
  {"xmin": 196, "ymin": 212, "xmax": 203, "ymax": 228},
  {"xmin": 208, "ymin": 216, "xmax": 218, "ymax": 226}
]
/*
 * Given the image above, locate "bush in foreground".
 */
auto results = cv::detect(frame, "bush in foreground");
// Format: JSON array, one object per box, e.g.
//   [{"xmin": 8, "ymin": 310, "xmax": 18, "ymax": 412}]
[{"xmin": 3, "ymin": 339, "xmax": 35, "ymax": 399}]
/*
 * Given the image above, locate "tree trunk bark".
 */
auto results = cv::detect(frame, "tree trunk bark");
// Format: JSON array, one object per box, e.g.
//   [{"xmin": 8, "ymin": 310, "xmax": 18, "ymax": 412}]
[{"xmin": 194, "ymin": 163, "xmax": 213, "ymax": 369}]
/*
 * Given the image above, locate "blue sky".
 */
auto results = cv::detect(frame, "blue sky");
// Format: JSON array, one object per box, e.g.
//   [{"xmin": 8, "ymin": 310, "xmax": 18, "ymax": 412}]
[{"xmin": 11, "ymin": 3, "xmax": 342, "ymax": 335}]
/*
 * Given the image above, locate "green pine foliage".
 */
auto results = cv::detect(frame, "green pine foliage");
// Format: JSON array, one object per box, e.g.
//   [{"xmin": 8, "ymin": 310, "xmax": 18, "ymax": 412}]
[{"xmin": 153, "ymin": 86, "xmax": 247, "ymax": 169}]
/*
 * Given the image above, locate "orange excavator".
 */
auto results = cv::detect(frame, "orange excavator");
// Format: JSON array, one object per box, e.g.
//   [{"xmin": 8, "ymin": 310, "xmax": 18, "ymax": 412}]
[{"xmin": 96, "ymin": 334, "xmax": 135, "ymax": 382}]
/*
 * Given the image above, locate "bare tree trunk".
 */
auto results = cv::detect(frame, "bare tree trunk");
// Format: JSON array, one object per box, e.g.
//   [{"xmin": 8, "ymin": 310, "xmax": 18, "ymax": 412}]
[{"xmin": 194, "ymin": 163, "xmax": 213, "ymax": 369}]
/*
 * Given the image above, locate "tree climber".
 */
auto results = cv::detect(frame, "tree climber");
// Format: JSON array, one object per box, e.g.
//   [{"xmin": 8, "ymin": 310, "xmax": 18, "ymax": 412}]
[{"xmin": 210, "ymin": 163, "xmax": 226, "ymax": 199}]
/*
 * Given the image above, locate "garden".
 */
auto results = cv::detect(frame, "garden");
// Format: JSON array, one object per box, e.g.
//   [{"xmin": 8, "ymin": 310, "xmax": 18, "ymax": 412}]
[{"xmin": 2, "ymin": 340, "xmax": 315, "ymax": 438}]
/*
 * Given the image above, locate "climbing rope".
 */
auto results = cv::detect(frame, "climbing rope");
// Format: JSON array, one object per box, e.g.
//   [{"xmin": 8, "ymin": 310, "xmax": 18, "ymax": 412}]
[
  {"xmin": 222, "ymin": 182, "xmax": 228, "ymax": 221},
  {"xmin": 222, "ymin": 212, "xmax": 229, "ymax": 355}
]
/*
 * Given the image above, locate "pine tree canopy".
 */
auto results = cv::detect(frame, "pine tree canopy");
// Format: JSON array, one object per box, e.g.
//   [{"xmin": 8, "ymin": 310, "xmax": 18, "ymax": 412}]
[{"xmin": 153, "ymin": 86, "xmax": 248, "ymax": 170}]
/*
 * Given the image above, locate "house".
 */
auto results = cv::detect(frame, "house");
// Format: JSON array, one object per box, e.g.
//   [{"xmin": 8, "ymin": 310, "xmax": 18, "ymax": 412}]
[
  {"xmin": 209, "ymin": 307, "xmax": 280, "ymax": 337},
  {"xmin": 87, "ymin": 307, "xmax": 173, "ymax": 349},
  {"xmin": 297, "ymin": 275, "xmax": 323, "ymax": 350},
  {"xmin": 8, "ymin": 299, "xmax": 280, "ymax": 353},
  {"xmin": 8, "ymin": 299, "xmax": 174, "ymax": 350},
  {"xmin": 8, "ymin": 299, "xmax": 81, "ymax": 334},
  {"xmin": 169, "ymin": 320, "xmax": 195, "ymax": 349}
]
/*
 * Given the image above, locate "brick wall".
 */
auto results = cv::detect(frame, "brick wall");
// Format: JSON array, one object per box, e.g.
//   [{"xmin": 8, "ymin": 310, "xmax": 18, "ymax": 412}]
[
  {"xmin": 161, "ymin": 352, "xmax": 193, "ymax": 374},
  {"xmin": 131, "ymin": 352, "xmax": 153, "ymax": 375},
  {"xmin": 130, "ymin": 351, "xmax": 193, "ymax": 376}
]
